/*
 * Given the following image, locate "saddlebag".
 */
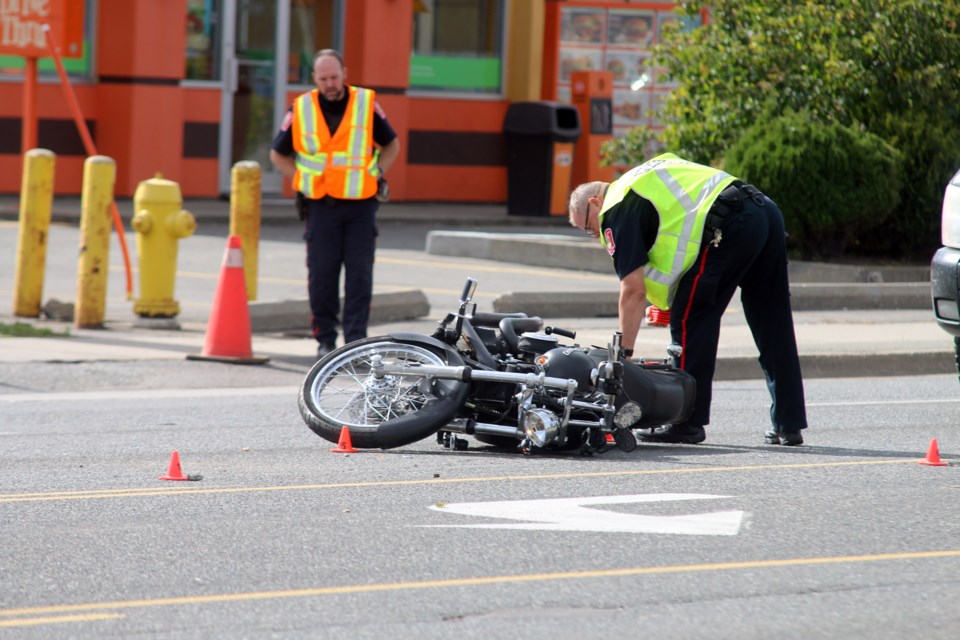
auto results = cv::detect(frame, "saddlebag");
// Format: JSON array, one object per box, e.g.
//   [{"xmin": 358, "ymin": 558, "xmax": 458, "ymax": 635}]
[{"xmin": 618, "ymin": 362, "xmax": 696, "ymax": 428}]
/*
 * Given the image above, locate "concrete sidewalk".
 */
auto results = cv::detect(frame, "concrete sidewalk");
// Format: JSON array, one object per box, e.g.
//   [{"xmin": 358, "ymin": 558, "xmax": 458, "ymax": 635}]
[{"xmin": 0, "ymin": 194, "xmax": 953, "ymax": 380}]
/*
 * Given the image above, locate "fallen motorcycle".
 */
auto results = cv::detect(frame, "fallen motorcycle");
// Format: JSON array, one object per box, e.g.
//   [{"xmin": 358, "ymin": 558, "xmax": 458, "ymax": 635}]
[{"xmin": 298, "ymin": 278, "xmax": 696, "ymax": 454}]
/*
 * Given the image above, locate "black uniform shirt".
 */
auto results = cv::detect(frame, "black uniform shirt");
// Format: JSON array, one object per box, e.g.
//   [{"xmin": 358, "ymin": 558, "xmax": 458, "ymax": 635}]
[
  {"xmin": 271, "ymin": 84, "xmax": 397, "ymax": 156},
  {"xmin": 600, "ymin": 189, "xmax": 661, "ymax": 280}
]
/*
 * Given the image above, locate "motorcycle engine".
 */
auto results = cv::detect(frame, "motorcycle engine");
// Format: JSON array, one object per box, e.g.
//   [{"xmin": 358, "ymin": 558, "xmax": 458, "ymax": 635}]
[{"xmin": 538, "ymin": 347, "xmax": 597, "ymax": 392}]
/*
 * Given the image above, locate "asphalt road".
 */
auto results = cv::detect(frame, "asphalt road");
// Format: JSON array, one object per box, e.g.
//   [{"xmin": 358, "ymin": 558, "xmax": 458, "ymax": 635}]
[{"xmin": 2, "ymin": 368, "xmax": 960, "ymax": 639}]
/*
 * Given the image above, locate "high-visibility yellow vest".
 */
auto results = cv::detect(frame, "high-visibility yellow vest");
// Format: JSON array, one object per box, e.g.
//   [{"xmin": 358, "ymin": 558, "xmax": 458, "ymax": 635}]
[
  {"xmin": 291, "ymin": 86, "xmax": 380, "ymax": 200},
  {"xmin": 598, "ymin": 153, "xmax": 736, "ymax": 309}
]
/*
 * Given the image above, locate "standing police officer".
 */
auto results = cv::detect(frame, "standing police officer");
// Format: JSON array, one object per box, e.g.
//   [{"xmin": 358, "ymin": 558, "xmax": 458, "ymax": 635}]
[
  {"xmin": 270, "ymin": 49, "xmax": 400, "ymax": 359},
  {"xmin": 568, "ymin": 153, "xmax": 807, "ymax": 446}
]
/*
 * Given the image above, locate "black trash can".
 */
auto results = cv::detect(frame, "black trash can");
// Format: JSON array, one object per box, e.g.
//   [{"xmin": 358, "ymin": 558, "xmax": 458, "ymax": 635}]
[{"xmin": 503, "ymin": 101, "xmax": 582, "ymax": 216}]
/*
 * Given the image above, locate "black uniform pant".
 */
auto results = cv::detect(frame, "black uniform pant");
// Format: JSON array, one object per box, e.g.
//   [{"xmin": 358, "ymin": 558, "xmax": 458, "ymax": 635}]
[
  {"xmin": 668, "ymin": 195, "xmax": 807, "ymax": 433},
  {"xmin": 303, "ymin": 196, "xmax": 378, "ymax": 346}
]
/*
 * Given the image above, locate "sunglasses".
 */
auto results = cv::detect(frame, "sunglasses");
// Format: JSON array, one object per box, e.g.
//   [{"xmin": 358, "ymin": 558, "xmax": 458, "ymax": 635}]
[{"xmin": 582, "ymin": 186, "xmax": 606, "ymax": 236}]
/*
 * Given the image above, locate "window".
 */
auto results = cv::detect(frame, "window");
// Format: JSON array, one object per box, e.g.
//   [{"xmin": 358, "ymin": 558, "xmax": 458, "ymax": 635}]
[
  {"xmin": 555, "ymin": 4, "xmax": 700, "ymax": 139},
  {"xmin": 186, "ymin": 0, "xmax": 222, "ymax": 81},
  {"xmin": 288, "ymin": 0, "xmax": 339, "ymax": 86},
  {"xmin": 410, "ymin": 0, "xmax": 503, "ymax": 94}
]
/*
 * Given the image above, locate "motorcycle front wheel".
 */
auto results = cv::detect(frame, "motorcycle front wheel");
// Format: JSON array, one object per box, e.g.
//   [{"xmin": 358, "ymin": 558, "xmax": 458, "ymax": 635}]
[{"xmin": 298, "ymin": 337, "xmax": 469, "ymax": 449}]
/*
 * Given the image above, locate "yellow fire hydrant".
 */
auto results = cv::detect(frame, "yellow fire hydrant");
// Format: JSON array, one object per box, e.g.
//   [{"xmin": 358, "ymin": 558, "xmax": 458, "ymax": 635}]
[{"xmin": 131, "ymin": 174, "xmax": 196, "ymax": 318}]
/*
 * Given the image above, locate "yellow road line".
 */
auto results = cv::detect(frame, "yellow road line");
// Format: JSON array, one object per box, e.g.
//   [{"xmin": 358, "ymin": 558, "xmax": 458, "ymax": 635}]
[
  {"xmin": 2, "ymin": 549, "xmax": 959, "ymax": 619},
  {"xmin": 0, "ymin": 459, "xmax": 921, "ymax": 504},
  {"xmin": 0, "ymin": 613, "xmax": 124, "ymax": 627}
]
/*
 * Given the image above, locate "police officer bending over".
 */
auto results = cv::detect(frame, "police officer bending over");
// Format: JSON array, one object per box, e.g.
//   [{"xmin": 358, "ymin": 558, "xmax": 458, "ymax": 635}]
[
  {"xmin": 270, "ymin": 48, "xmax": 400, "ymax": 360},
  {"xmin": 568, "ymin": 153, "xmax": 807, "ymax": 446}
]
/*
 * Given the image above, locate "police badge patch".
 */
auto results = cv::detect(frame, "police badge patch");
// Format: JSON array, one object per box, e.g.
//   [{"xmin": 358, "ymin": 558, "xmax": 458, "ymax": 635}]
[{"xmin": 604, "ymin": 228, "xmax": 616, "ymax": 256}]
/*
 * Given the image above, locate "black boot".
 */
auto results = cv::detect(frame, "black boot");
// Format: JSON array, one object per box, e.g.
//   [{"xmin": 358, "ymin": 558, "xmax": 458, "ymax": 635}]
[
  {"xmin": 764, "ymin": 430, "xmax": 803, "ymax": 446},
  {"xmin": 638, "ymin": 424, "xmax": 706, "ymax": 444}
]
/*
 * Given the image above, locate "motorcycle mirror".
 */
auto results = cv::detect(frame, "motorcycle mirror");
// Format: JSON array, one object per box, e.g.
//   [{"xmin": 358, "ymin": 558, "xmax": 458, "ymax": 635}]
[
  {"xmin": 613, "ymin": 401, "xmax": 643, "ymax": 430},
  {"xmin": 460, "ymin": 278, "xmax": 478, "ymax": 304}
]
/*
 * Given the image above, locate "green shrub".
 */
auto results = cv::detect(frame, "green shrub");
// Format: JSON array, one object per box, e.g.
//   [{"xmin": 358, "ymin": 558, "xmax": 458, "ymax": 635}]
[
  {"xmin": 723, "ymin": 110, "xmax": 902, "ymax": 259},
  {"xmin": 856, "ymin": 110, "xmax": 960, "ymax": 258}
]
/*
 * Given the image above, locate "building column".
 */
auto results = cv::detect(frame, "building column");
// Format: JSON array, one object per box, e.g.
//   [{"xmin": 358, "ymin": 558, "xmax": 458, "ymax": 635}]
[
  {"xmin": 342, "ymin": 0, "xmax": 412, "ymax": 200},
  {"xmin": 96, "ymin": 0, "xmax": 187, "ymax": 196}
]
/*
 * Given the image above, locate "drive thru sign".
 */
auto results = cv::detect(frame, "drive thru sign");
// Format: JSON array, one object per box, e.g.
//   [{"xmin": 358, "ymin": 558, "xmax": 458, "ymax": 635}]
[{"xmin": 0, "ymin": 0, "xmax": 83, "ymax": 58}]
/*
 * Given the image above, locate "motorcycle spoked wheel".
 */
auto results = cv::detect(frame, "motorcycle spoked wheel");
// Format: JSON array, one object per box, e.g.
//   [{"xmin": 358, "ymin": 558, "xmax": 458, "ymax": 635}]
[{"xmin": 298, "ymin": 337, "xmax": 469, "ymax": 449}]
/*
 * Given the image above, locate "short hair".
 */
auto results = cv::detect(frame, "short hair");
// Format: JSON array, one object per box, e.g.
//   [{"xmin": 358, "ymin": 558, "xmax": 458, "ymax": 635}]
[
  {"xmin": 568, "ymin": 181, "xmax": 607, "ymax": 228},
  {"xmin": 313, "ymin": 48, "xmax": 344, "ymax": 69}
]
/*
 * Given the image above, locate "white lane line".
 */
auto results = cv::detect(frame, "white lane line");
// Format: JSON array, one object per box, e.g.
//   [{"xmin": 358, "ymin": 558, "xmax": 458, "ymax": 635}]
[
  {"xmin": 0, "ymin": 386, "xmax": 298, "ymax": 404},
  {"xmin": 808, "ymin": 398, "xmax": 960, "ymax": 407}
]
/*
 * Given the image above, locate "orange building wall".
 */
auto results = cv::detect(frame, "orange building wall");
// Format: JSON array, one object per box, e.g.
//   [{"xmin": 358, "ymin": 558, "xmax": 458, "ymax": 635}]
[
  {"xmin": 405, "ymin": 98, "xmax": 508, "ymax": 202},
  {"xmin": 95, "ymin": 0, "xmax": 187, "ymax": 195},
  {"xmin": 0, "ymin": 0, "xmax": 518, "ymax": 202},
  {"xmin": 0, "ymin": 78, "xmax": 98, "ymax": 194},
  {"xmin": 179, "ymin": 88, "xmax": 221, "ymax": 196}
]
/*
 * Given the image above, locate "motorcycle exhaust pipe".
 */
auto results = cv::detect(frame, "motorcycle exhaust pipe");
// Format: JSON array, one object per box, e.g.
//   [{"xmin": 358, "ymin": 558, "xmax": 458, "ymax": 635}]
[
  {"xmin": 372, "ymin": 360, "xmax": 578, "ymax": 394},
  {"xmin": 443, "ymin": 418, "xmax": 522, "ymax": 439}
]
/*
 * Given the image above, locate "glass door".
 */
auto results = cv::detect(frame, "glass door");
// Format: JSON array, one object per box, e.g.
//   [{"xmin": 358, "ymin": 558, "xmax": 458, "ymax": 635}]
[{"xmin": 219, "ymin": 0, "xmax": 290, "ymax": 194}]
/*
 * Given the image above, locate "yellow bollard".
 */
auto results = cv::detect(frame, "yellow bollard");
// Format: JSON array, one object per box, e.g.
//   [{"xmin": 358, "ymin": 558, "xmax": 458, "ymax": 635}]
[
  {"xmin": 75, "ymin": 155, "xmax": 116, "ymax": 329},
  {"xmin": 12, "ymin": 148, "xmax": 56, "ymax": 318},
  {"xmin": 131, "ymin": 174, "xmax": 196, "ymax": 320},
  {"xmin": 229, "ymin": 161, "xmax": 261, "ymax": 301}
]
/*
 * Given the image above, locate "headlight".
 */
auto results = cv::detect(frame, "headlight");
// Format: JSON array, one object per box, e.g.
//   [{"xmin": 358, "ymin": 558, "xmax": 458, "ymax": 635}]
[
  {"xmin": 941, "ymin": 169, "xmax": 960, "ymax": 248},
  {"xmin": 522, "ymin": 409, "xmax": 560, "ymax": 447}
]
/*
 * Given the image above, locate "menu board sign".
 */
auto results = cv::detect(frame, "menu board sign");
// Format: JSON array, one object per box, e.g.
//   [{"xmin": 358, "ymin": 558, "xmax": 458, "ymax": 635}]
[
  {"xmin": 556, "ymin": 4, "xmax": 700, "ymax": 141},
  {"xmin": 0, "ymin": 0, "xmax": 84, "ymax": 58}
]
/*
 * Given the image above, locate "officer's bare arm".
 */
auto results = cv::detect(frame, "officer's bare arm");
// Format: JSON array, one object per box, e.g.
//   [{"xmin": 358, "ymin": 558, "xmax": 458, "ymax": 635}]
[
  {"xmin": 270, "ymin": 150, "xmax": 296, "ymax": 180},
  {"xmin": 618, "ymin": 267, "xmax": 647, "ymax": 354}
]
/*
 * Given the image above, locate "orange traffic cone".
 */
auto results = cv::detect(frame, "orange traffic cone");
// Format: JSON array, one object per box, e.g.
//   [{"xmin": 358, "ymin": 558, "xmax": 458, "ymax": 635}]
[
  {"xmin": 187, "ymin": 235, "xmax": 269, "ymax": 365},
  {"xmin": 159, "ymin": 450, "xmax": 203, "ymax": 481},
  {"xmin": 919, "ymin": 438, "xmax": 950, "ymax": 466},
  {"xmin": 331, "ymin": 426, "xmax": 359, "ymax": 453}
]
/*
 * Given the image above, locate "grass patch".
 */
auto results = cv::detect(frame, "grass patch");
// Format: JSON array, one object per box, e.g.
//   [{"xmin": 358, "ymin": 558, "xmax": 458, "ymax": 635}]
[{"xmin": 0, "ymin": 322, "xmax": 69, "ymax": 338}]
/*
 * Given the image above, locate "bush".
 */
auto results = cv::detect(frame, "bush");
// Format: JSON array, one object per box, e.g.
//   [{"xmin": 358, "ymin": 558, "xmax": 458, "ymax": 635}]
[
  {"xmin": 723, "ymin": 110, "xmax": 902, "ymax": 259},
  {"xmin": 856, "ymin": 110, "xmax": 960, "ymax": 259}
]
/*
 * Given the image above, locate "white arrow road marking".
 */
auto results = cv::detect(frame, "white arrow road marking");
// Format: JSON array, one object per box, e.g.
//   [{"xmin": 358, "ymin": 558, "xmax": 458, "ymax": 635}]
[{"xmin": 426, "ymin": 493, "xmax": 744, "ymax": 536}]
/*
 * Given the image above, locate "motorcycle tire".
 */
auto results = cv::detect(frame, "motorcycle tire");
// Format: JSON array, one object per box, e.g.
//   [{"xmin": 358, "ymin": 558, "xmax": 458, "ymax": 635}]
[{"xmin": 298, "ymin": 337, "xmax": 470, "ymax": 449}]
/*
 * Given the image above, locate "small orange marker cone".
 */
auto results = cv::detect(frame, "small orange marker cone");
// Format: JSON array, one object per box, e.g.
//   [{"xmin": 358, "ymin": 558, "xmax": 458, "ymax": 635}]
[
  {"xmin": 159, "ymin": 450, "xmax": 203, "ymax": 481},
  {"xmin": 331, "ymin": 426, "xmax": 359, "ymax": 453},
  {"xmin": 606, "ymin": 433, "xmax": 614, "ymax": 443},
  {"xmin": 919, "ymin": 438, "xmax": 949, "ymax": 467}
]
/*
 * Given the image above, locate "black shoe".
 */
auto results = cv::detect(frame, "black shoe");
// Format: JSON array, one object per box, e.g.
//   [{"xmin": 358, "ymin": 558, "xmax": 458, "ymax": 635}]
[
  {"xmin": 764, "ymin": 430, "xmax": 803, "ymax": 446},
  {"xmin": 637, "ymin": 424, "xmax": 706, "ymax": 444},
  {"xmin": 316, "ymin": 342, "xmax": 336, "ymax": 360}
]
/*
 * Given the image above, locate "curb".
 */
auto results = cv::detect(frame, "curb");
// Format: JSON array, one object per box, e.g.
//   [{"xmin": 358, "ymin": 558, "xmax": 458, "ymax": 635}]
[
  {"xmin": 425, "ymin": 230, "xmax": 931, "ymax": 284},
  {"xmin": 715, "ymin": 351, "xmax": 956, "ymax": 381},
  {"xmin": 249, "ymin": 289, "xmax": 430, "ymax": 333},
  {"xmin": 490, "ymin": 285, "xmax": 932, "ymax": 317}
]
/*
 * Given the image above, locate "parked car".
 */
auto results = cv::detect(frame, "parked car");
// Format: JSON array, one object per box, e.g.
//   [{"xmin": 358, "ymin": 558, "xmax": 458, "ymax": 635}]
[{"xmin": 931, "ymin": 168, "xmax": 960, "ymax": 378}]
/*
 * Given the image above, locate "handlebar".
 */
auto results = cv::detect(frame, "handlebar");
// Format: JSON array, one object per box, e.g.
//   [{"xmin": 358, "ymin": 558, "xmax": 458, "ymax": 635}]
[{"xmin": 544, "ymin": 326, "xmax": 576, "ymax": 340}]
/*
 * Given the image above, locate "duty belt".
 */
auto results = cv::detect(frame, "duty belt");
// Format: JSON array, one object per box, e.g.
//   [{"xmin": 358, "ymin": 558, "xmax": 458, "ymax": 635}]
[
  {"xmin": 318, "ymin": 195, "xmax": 341, "ymax": 207},
  {"xmin": 704, "ymin": 182, "xmax": 765, "ymax": 234}
]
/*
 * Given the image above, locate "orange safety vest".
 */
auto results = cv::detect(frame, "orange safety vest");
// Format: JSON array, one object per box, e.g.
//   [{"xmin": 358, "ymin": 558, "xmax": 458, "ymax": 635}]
[{"xmin": 291, "ymin": 86, "xmax": 380, "ymax": 200}]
